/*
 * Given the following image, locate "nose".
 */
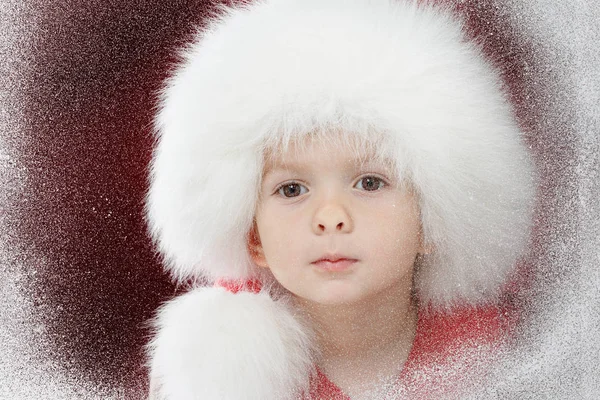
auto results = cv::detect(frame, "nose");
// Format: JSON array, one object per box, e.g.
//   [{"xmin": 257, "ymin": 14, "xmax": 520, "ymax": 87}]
[{"xmin": 312, "ymin": 201, "xmax": 353, "ymax": 235}]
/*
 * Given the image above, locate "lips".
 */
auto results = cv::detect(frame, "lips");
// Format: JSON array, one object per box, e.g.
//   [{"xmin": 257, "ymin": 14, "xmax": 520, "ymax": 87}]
[{"xmin": 311, "ymin": 254, "xmax": 358, "ymax": 272}]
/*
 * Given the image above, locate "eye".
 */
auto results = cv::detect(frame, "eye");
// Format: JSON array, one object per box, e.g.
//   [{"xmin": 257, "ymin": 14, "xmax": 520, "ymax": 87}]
[
  {"xmin": 276, "ymin": 182, "xmax": 308, "ymax": 198},
  {"xmin": 355, "ymin": 176, "xmax": 386, "ymax": 191}
]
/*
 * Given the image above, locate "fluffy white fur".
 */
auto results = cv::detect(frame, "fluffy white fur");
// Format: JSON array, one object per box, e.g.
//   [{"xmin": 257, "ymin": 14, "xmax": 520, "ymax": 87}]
[
  {"xmin": 148, "ymin": 287, "xmax": 314, "ymax": 399},
  {"xmin": 146, "ymin": 0, "xmax": 537, "ymax": 397},
  {"xmin": 147, "ymin": 0, "xmax": 535, "ymax": 307}
]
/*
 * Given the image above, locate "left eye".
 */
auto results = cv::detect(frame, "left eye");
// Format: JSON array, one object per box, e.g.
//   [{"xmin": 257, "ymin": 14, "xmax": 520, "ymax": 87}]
[{"xmin": 355, "ymin": 176, "xmax": 385, "ymax": 191}]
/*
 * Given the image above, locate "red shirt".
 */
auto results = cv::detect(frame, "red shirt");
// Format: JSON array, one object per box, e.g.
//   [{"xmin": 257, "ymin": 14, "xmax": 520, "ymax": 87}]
[{"xmin": 309, "ymin": 305, "xmax": 511, "ymax": 399}]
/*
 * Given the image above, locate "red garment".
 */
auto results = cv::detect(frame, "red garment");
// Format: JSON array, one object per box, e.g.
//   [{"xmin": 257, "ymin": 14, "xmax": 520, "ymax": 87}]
[
  {"xmin": 309, "ymin": 305, "xmax": 511, "ymax": 399},
  {"xmin": 215, "ymin": 278, "xmax": 262, "ymax": 294},
  {"xmin": 216, "ymin": 280, "xmax": 511, "ymax": 399}
]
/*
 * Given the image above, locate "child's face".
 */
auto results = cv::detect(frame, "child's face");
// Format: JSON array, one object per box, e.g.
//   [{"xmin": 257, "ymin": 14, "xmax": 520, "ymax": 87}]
[{"xmin": 250, "ymin": 136, "xmax": 424, "ymax": 306}]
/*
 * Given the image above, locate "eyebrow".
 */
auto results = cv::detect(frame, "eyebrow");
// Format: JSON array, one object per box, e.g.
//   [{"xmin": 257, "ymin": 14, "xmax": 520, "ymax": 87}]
[
  {"xmin": 263, "ymin": 157, "xmax": 393, "ymax": 177},
  {"xmin": 263, "ymin": 163, "xmax": 306, "ymax": 175}
]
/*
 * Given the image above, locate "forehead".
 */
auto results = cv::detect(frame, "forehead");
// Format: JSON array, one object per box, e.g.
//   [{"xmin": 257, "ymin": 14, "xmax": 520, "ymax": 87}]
[{"xmin": 262, "ymin": 131, "xmax": 395, "ymax": 171}]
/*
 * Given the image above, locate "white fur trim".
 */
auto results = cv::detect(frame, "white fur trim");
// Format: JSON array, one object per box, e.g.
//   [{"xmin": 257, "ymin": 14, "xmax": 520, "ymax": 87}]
[
  {"xmin": 148, "ymin": 287, "xmax": 314, "ymax": 400},
  {"xmin": 147, "ymin": 0, "xmax": 536, "ymax": 306}
]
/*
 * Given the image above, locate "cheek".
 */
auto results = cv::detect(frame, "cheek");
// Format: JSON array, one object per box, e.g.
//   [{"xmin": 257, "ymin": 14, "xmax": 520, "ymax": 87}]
[
  {"xmin": 362, "ymin": 201, "xmax": 421, "ymax": 256},
  {"xmin": 256, "ymin": 206, "xmax": 305, "ymax": 265}
]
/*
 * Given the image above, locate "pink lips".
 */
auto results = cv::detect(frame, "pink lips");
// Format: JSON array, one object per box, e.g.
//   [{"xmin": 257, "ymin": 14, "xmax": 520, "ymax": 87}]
[{"xmin": 311, "ymin": 255, "xmax": 357, "ymax": 272}]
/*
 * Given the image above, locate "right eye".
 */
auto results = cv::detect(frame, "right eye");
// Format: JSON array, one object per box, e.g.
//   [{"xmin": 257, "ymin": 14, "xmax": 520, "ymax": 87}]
[{"xmin": 276, "ymin": 182, "xmax": 308, "ymax": 198}]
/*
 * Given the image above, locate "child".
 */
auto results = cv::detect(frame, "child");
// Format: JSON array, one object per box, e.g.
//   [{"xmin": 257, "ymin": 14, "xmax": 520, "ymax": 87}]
[{"xmin": 146, "ymin": 0, "xmax": 536, "ymax": 398}]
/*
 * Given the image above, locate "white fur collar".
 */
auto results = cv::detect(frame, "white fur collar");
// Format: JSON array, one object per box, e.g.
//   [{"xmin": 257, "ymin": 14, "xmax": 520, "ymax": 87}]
[{"xmin": 148, "ymin": 287, "xmax": 315, "ymax": 400}]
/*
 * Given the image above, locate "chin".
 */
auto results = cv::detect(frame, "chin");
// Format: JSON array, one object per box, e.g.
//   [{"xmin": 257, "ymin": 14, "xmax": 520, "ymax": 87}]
[{"xmin": 298, "ymin": 282, "xmax": 366, "ymax": 306}]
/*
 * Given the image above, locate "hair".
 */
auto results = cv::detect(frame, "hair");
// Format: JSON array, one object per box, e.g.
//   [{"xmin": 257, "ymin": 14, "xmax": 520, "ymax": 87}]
[{"xmin": 259, "ymin": 126, "xmax": 403, "ymax": 188}]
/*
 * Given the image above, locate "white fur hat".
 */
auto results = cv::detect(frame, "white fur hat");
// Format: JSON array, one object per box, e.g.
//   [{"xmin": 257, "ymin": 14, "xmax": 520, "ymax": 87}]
[{"xmin": 146, "ymin": 0, "xmax": 536, "ymax": 308}]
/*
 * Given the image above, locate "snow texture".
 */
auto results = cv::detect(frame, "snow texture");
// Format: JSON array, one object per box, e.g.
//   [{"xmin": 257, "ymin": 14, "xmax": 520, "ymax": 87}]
[
  {"xmin": 0, "ymin": 0, "xmax": 598, "ymax": 398},
  {"xmin": 467, "ymin": 1, "xmax": 600, "ymax": 397}
]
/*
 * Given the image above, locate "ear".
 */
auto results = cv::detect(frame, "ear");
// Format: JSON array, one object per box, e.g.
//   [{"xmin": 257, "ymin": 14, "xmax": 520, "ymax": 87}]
[{"xmin": 247, "ymin": 222, "xmax": 269, "ymax": 268}]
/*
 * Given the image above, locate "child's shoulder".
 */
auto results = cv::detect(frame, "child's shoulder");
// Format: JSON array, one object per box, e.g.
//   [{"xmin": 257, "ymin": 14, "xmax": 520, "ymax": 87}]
[{"xmin": 308, "ymin": 304, "xmax": 512, "ymax": 399}]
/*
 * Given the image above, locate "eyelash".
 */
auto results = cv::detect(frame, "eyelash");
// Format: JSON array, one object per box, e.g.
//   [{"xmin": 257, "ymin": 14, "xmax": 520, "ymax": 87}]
[{"xmin": 274, "ymin": 175, "xmax": 388, "ymax": 198}]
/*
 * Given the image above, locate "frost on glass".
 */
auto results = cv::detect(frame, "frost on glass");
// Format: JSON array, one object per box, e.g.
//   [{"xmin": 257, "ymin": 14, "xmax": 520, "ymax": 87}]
[
  {"xmin": 467, "ymin": 1, "xmax": 600, "ymax": 397},
  {"xmin": 0, "ymin": 0, "xmax": 598, "ymax": 398}
]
